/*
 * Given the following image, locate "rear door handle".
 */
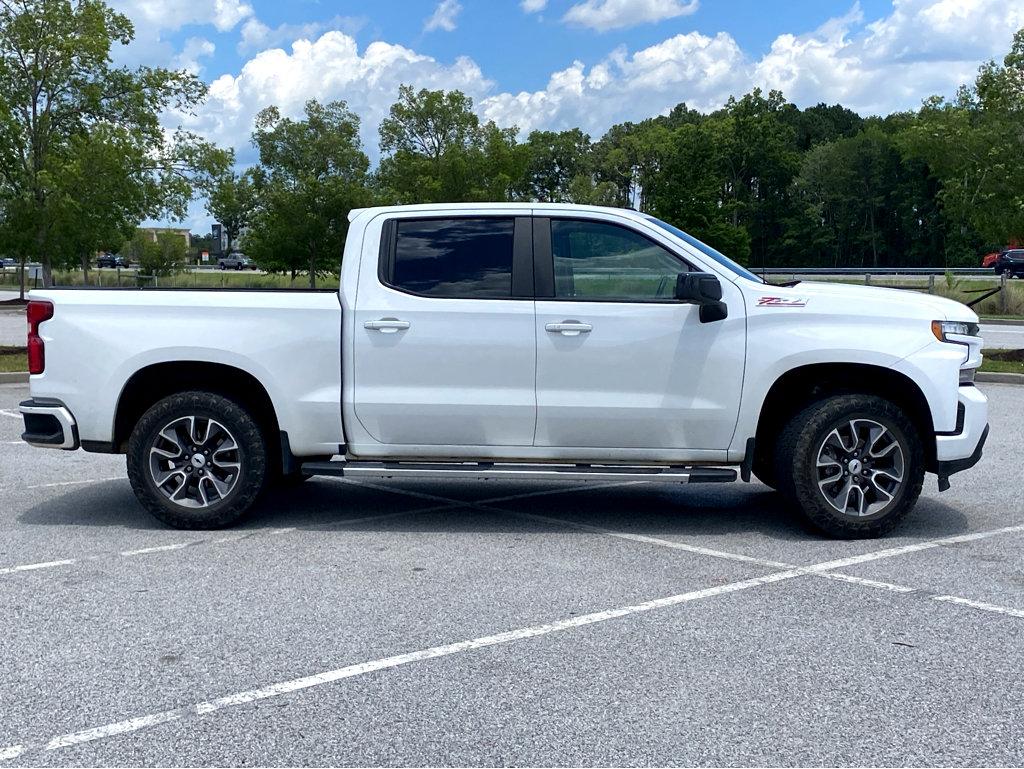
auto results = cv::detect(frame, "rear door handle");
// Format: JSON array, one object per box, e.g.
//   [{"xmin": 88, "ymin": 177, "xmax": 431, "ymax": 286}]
[
  {"xmin": 545, "ymin": 321, "xmax": 592, "ymax": 336},
  {"xmin": 364, "ymin": 319, "xmax": 410, "ymax": 333}
]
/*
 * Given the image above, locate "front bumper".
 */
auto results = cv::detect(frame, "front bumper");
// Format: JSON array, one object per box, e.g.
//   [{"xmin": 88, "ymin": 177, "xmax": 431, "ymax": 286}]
[
  {"xmin": 933, "ymin": 385, "xmax": 988, "ymax": 489},
  {"xmin": 19, "ymin": 399, "xmax": 79, "ymax": 450},
  {"xmin": 935, "ymin": 385, "xmax": 988, "ymax": 462}
]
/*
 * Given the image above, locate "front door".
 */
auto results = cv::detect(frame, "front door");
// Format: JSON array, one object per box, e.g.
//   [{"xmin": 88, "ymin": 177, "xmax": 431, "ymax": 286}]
[
  {"xmin": 352, "ymin": 214, "xmax": 536, "ymax": 448},
  {"xmin": 533, "ymin": 216, "xmax": 746, "ymax": 453}
]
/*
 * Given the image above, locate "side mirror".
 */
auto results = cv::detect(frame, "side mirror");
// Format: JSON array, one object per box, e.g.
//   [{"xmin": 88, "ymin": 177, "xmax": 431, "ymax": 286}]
[{"xmin": 675, "ymin": 272, "xmax": 728, "ymax": 323}]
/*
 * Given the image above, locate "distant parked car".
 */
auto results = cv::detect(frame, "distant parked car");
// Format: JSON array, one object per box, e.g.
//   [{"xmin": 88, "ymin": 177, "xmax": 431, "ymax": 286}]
[
  {"xmin": 218, "ymin": 253, "xmax": 257, "ymax": 270},
  {"xmin": 0, "ymin": 257, "xmax": 17, "ymax": 268},
  {"xmin": 96, "ymin": 254, "xmax": 128, "ymax": 269},
  {"xmin": 994, "ymin": 249, "xmax": 1024, "ymax": 278}
]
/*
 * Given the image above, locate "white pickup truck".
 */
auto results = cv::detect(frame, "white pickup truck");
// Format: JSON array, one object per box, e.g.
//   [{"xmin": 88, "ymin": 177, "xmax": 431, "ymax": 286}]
[{"xmin": 20, "ymin": 203, "xmax": 988, "ymax": 537}]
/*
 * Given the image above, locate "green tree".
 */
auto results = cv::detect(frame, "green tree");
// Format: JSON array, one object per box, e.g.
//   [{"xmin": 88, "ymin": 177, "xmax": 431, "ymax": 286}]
[
  {"xmin": 521, "ymin": 128, "xmax": 592, "ymax": 202},
  {"xmin": 592, "ymin": 119, "xmax": 673, "ymax": 210},
  {"xmin": 782, "ymin": 102, "xmax": 864, "ymax": 151},
  {"xmin": 714, "ymin": 90, "xmax": 801, "ymax": 268},
  {"xmin": 0, "ymin": 0, "xmax": 228, "ymax": 288},
  {"xmin": 899, "ymin": 29, "xmax": 1024, "ymax": 257},
  {"xmin": 206, "ymin": 167, "xmax": 255, "ymax": 254},
  {"xmin": 244, "ymin": 99, "xmax": 369, "ymax": 287},
  {"xmin": 647, "ymin": 120, "xmax": 750, "ymax": 259},
  {"xmin": 376, "ymin": 85, "xmax": 524, "ymax": 203}
]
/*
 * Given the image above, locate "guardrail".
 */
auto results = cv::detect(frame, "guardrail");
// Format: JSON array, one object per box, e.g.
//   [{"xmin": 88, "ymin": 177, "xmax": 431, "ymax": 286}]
[{"xmin": 757, "ymin": 267, "xmax": 993, "ymax": 276}]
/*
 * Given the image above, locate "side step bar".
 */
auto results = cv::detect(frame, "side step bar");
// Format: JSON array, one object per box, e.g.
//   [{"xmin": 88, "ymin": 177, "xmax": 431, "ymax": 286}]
[{"xmin": 300, "ymin": 460, "xmax": 737, "ymax": 484}]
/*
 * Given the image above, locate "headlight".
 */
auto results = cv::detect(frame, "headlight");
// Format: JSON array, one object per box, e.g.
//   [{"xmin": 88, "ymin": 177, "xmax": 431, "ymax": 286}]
[
  {"xmin": 931, "ymin": 320, "xmax": 980, "ymax": 343},
  {"xmin": 932, "ymin": 320, "xmax": 983, "ymax": 382}
]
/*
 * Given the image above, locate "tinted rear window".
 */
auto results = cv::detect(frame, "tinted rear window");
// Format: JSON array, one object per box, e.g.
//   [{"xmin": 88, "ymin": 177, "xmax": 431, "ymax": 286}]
[{"xmin": 391, "ymin": 218, "xmax": 515, "ymax": 298}]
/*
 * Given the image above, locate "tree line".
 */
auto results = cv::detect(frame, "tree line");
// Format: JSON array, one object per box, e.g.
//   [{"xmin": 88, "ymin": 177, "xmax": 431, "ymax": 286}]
[
  {"xmin": 1, "ymin": 0, "xmax": 1022, "ymax": 289},
  {"xmin": 215, "ymin": 29, "xmax": 1024, "ymax": 284}
]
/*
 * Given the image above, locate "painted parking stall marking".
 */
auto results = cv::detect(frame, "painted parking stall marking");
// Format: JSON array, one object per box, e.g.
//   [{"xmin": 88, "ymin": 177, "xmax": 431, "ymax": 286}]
[{"xmin": 4, "ymin": 517, "xmax": 1024, "ymax": 763}]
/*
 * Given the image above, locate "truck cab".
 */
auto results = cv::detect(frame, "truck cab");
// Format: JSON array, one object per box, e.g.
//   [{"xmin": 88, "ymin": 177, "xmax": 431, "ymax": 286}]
[{"xmin": 20, "ymin": 203, "xmax": 988, "ymax": 537}]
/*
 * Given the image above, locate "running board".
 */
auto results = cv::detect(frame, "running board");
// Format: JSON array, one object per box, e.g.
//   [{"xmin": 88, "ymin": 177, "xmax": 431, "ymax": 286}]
[{"xmin": 300, "ymin": 460, "xmax": 737, "ymax": 484}]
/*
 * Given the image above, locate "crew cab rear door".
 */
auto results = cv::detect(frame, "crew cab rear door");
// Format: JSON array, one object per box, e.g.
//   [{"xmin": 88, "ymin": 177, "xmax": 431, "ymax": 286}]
[{"xmin": 351, "ymin": 213, "xmax": 536, "ymax": 448}]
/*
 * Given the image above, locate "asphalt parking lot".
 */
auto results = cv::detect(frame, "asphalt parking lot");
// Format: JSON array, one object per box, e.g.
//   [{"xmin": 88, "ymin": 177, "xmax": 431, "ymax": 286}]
[{"xmin": 1, "ymin": 381, "xmax": 1022, "ymax": 767}]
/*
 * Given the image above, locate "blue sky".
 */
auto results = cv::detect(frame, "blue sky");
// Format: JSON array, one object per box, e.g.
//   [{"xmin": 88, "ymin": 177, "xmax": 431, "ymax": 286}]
[
  {"xmin": 160, "ymin": 0, "xmax": 896, "ymax": 95},
  {"xmin": 111, "ymin": 0, "xmax": 1023, "ymax": 231}
]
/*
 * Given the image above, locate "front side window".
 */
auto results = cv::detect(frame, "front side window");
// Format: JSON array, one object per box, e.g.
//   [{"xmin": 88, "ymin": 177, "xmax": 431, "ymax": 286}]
[
  {"xmin": 550, "ymin": 219, "xmax": 688, "ymax": 301},
  {"xmin": 391, "ymin": 218, "xmax": 515, "ymax": 298}
]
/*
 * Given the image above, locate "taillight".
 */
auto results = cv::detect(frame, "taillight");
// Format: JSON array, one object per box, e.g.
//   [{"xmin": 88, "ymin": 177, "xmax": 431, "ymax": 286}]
[{"xmin": 27, "ymin": 300, "xmax": 53, "ymax": 375}]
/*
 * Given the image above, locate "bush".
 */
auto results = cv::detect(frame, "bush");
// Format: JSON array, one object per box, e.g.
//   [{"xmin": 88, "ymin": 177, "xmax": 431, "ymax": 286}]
[{"xmin": 125, "ymin": 231, "xmax": 186, "ymax": 277}]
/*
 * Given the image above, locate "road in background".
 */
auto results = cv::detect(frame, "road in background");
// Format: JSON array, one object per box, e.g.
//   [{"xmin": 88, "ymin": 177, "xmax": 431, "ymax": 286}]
[
  {"xmin": 0, "ymin": 309, "xmax": 23, "ymax": 346},
  {"xmin": 980, "ymin": 323, "xmax": 1024, "ymax": 350},
  {"xmin": 2, "ymin": 287, "xmax": 1021, "ymax": 350}
]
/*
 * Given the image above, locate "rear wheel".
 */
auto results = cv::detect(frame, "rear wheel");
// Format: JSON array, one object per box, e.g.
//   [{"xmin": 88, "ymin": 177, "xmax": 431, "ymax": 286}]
[
  {"xmin": 774, "ymin": 394, "xmax": 924, "ymax": 538},
  {"xmin": 127, "ymin": 391, "xmax": 267, "ymax": 529}
]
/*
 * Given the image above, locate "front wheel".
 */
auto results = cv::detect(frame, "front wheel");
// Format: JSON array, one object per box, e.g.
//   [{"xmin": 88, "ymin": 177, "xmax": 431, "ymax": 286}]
[
  {"xmin": 127, "ymin": 391, "xmax": 268, "ymax": 529},
  {"xmin": 774, "ymin": 395, "xmax": 924, "ymax": 538}
]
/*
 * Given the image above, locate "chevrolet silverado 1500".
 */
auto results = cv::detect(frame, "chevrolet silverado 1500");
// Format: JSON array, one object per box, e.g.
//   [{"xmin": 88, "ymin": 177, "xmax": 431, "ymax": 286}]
[{"xmin": 20, "ymin": 203, "xmax": 988, "ymax": 537}]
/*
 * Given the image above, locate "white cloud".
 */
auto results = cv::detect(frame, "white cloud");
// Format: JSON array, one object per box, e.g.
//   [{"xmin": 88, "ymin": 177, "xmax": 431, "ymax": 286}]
[
  {"xmin": 752, "ymin": 0, "xmax": 1024, "ymax": 115},
  {"xmin": 111, "ymin": 0, "xmax": 253, "ymax": 32},
  {"xmin": 424, "ymin": 0, "xmax": 462, "ymax": 32},
  {"xmin": 173, "ymin": 32, "xmax": 492, "ymax": 165},
  {"xmin": 521, "ymin": 0, "xmax": 548, "ymax": 12},
  {"xmin": 173, "ymin": 37, "xmax": 216, "ymax": 75},
  {"xmin": 163, "ymin": 0, "xmax": 1024, "ymax": 179},
  {"xmin": 109, "ymin": 0, "xmax": 253, "ymax": 69},
  {"xmin": 238, "ymin": 15, "xmax": 366, "ymax": 54},
  {"xmin": 563, "ymin": 0, "xmax": 699, "ymax": 32},
  {"xmin": 481, "ymin": 31, "xmax": 745, "ymax": 134}
]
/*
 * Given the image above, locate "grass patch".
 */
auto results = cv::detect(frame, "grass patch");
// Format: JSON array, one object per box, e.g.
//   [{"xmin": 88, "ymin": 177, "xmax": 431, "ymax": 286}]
[
  {"xmin": 47, "ymin": 269, "xmax": 340, "ymax": 290},
  {"xmin": 981, "ymin": 348, "xmax": 1024, "ymax": 375},
  {"xmin": 0, "ymin": 346, "xmax": 27, "ymax": 373}
]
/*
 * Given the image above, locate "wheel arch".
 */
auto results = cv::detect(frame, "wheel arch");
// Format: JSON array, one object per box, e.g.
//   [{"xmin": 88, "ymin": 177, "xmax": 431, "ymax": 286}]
[
  {"xmin": 753, "ymin": 362, "xmax": 936, "ymax": 472},
  {"xmin": 112, "ymin": 361, "xmax": 283, "ymax": 462}
]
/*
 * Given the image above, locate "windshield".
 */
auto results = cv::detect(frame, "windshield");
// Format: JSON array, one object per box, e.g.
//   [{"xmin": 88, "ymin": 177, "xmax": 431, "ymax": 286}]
[{"xmin": 644, "ymin": 216, "xmax": 764, "ymax": 283}]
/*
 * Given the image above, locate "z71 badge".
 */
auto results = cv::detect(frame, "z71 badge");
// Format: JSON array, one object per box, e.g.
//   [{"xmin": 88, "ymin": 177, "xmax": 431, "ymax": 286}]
[{"xmin": 757, "ymin": 296, "xmax": 808, "ymax": 307}]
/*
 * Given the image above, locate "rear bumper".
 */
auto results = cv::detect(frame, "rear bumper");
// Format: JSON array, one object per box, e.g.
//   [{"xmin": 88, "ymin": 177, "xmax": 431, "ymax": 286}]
[{"xmin": 19, "ymin": 398, "xmax": 79, "ymax": 450}]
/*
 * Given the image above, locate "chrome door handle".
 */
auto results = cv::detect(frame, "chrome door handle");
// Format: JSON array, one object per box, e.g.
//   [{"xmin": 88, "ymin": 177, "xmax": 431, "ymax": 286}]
[
  {"xmin": 545, "ymin": 321, "xmax": 592, "ymax": 336},
  {"xmin": 364, "ymin": 319, "xmax": 410, "ymax": 333}
]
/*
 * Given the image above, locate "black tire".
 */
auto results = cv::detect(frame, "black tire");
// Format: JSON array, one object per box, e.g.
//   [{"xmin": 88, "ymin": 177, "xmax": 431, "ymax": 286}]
[
  {"xmin": 127, "ymin": 391, "xmax": 267, "ymax": 529},
  {"xmin": 751, "ymin": 458, "xmax": 777, "ymax": 490},
  {"xmin": 773, "ymin": 394, "xmax": 924, "ymax": 538}
]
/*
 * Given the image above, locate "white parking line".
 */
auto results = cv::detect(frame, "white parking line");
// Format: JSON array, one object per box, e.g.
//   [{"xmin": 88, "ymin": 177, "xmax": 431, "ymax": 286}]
[
  {"xmin": 10, "ymin": 518, "xmax": 1024, "ymax": 761},
  {"xmin": 22, "ymin": 477, "xmax": 123, "ymax": 491},
  {"xmin": 502, "ymin": 511, "xmax": 1024, "ymax": 608},
  {"xmin": 45, "ymin": 712, "xmax": 181, "ymax": 750},
  {"xmin": 932, "ymin": 595, "xmax": 1024, "ymax": 619},
  {"xmin": 0, "ymin": 409, "xmax": 21, "ymax": 419},
  {"xmin": 0, "ymin": 559, "xmax": 77, "ymax": 576},
  {"xmin": 0, "ymin": 746, "xmax": 24, "ymax": 762},
  {"xmin": 0, "ymin": 510, "xmax": 440, "ymax": 580},
  {"xmin": 4, "ymin": 567, "xmax": 808, "ymax": 759},
  {"xmin": 508, "ymin": 510, "xmax": 793, "ymax": 569},
  {"xmin": 120, "ymin": 543, "xmax": 190, "ymax": 556}
]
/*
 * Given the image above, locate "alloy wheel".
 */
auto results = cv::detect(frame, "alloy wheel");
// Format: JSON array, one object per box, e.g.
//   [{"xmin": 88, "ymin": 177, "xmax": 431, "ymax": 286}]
[
  {"xmin": 815, "ymin": 418, "xmax": 905, "ymax": 517},
  {"xmin": 148, "ymin": 416, "xmax": 242, "ymax": 508}
]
